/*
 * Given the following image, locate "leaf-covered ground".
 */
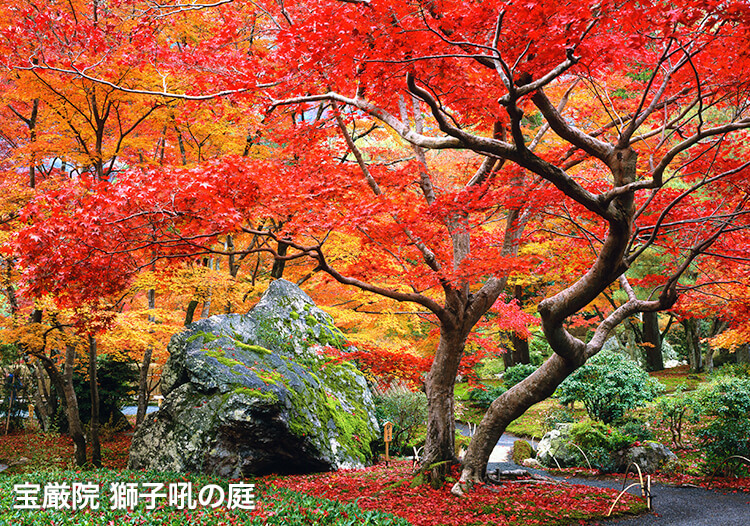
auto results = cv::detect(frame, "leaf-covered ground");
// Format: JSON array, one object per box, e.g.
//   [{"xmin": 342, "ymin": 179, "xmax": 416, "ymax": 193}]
[
  {"xmin": 0, "ymin": 431, "xmax": 648, "ymax": 525},
  {"xmin": 270, "ymin": 461, "xmax": 646, "ymax": 526}
]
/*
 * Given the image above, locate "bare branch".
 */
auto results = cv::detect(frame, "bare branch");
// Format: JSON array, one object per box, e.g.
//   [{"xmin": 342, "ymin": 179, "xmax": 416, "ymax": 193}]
[
  {"xmin": 532, "ymin": 87, "xmax": 613, "ymax": 162},
  {"xmin": 271, "ymin": 91, "xmax": 463, "ymax": 150},
  {"xmin": 19, "ymin": 62, "xmax": 257, "ymax": 100}
]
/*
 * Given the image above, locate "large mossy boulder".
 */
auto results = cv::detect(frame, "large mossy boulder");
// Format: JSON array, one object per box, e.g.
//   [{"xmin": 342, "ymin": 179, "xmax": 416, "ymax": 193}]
[{"xmin": 128, "ymin": 279, "xmax": 379, "ymax": 477}]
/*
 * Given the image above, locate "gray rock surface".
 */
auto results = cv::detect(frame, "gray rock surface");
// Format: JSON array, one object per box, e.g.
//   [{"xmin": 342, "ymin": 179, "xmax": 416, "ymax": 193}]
[
  {"xmin": 536, "ymin": 423, "xmax": 580, "ymax": 468},
  {"xmin": 128, "ymin": 279, "xmax": 379, "ymax": 477},
  {"xmin": 617, "ymin": 441, "xmax": 678, "ymax": 474}
]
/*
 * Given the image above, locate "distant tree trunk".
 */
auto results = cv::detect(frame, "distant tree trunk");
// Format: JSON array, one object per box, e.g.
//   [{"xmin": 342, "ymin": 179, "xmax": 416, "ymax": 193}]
[
  {"xmin": 225, "ymin": 235, "xmax": 241, "ymax": 314},
  {"xmin": 503, "ymin": 285, "xmax": 531, "ymax": 367},
  {"xmin": 200, "ymin": 257, "xmax": 218, "ymax": 319},
  {"xmin": 683, "ymin": 319, "xmax": 703, "ymax": 373},
  {"xmin": 28, "ymin": 361, "xmax": 51, "ymax": 431},
  {"xmin": 642, "ymin": 311, "xmax": 664, "ymax": 371},
  {"xmin": 136, "ymin": 288, "xmax": 156, "ymax": 428},
  {"xmin": 184, "ymin": 299, "xmax": 199, "ymax": 326},
  {"xmin": 705, "ymin": 346, "xmax": 715, "ymax": 372},
  {"xmin": 62, "ymin": 344, "xmax": 87, "ymax": 466},
  {"xmin": 705, "ymin": 319, "xmax": 727, "ymax": 373},
  {"xmin": 271, "ymin": 240, "xmax": 289, "ymax": 279},
  {"xmin": 88, "ymin": 336, "xmax": 101, "ymax": 467},
  {"xmin": 737, "ymin": 344, "xmax": 750, "ymax": 364}
]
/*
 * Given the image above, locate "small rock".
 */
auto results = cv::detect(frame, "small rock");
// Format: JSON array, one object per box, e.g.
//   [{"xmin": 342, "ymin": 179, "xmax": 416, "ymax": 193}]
[
  {"xmin": 618, "ymin": 441, "xmax": 677, "ymax": 473},
  {"xmin": 523, "ymin": 458, "xmax": 543, "ymax": 469}
]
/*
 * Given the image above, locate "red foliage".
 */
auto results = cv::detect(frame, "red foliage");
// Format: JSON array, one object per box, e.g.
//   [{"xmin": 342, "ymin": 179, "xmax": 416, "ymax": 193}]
[
  {"xmin": 269, "ymin": 461, "xmax": 645, "ymax": 526},
  {"xmin": 324, "ymin": 344, "xmax": 432, "ymax": 390}
]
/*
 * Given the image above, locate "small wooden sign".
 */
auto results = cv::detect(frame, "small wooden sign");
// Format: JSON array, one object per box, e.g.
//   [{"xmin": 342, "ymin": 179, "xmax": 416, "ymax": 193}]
[{"xmin": 383, "ymin": 421, "xmax": 394, "ymax": 466}]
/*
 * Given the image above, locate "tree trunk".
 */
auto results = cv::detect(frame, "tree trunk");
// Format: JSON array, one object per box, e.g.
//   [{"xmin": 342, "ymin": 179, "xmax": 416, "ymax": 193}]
[
  {"xmin": 88, "ymin": 336, "xmax": 101, "ymax": 467},
  {"xmin": 705, "ymin": 345, "xmax": 715, "ymax": 373},
  {"xmin": 457, "ymin": 145, "xmax": 644, "ymax": 490},
  {"xmin": 422, "ymin": 327, "xmax": 467, "ymax": 487},
  {"xmin": 642, "ymin": 311, "xmax": 664, "ymax": 371},
  {"xmin": 683, "ymin": 319, "xmax": 703, "ymax": 373},
  {"xmin": 459, "ymin": 353, "xmax": 582, "ymax": 484},
  {"xmin": 62, "ymin": 344, "xmax": 87, "ymax": 466},
  {"xmin": 28, "ymin": 362, "xmax": 51, "ymax": 431},
  {"xmin": 504, "ymin": 285, "xmax": 530, "ymax": 368},
  {"xmin": 271, "ymin": 240, "xmax": 289, "ymax": 279},
  {"xmin": 737, "ymin": 344, "xmax": 750, "ymax": 364},
  {"xmin": 184, "ymin": 299, "xmax": 199, "ymax": 326},
  {"xmin": 136, "ymin": 289, "xmax": 156, "ymax": 427},
  {"xmin": 505, "ymin": 330, "xmax": 531, "ymax": 368}
]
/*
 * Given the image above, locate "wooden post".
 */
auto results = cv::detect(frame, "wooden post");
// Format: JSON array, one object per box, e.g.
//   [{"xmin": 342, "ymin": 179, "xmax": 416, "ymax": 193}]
[{"xmin": 383, "ymin": 421, "xmax": 394, "ymax": 467}]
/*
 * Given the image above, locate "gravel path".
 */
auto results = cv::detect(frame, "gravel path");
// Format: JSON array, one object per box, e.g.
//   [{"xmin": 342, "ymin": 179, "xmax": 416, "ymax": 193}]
[{"xmin": 456, "ymin": 424, "xmax": 750, "ymax": 525}]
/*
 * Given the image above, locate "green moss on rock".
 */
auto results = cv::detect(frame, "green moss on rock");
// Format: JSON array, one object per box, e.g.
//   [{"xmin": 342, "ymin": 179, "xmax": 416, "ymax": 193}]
[{"xmin": 204, "ymin": 349, "xmax": 243, "ymax": 369}]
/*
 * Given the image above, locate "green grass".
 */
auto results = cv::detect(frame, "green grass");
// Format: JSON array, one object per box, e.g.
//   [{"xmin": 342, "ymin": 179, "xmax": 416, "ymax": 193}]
[{"xmin": 650, "ymin": 365, "xmax": 707, "ymax": 393}]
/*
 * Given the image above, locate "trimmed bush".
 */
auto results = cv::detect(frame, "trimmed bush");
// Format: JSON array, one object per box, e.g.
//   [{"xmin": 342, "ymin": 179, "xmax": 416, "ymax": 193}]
[
  {"xmin": 694, "ymin": 377, "xmax": 750, "ymax": 476},
  {"xmin": 557, "ymin": 352, "xmax": 664, "ymax": 423},
  {"xmin": 467, "ymin": 383, "xmax": 507, "ymax": 409},
  {"xmin": 503, "ymin": 364, "xmax": 538, "ymax": 388},
  {"xmin": 512, "ymin": 440, "xmax": 535, "ymax": 465}
]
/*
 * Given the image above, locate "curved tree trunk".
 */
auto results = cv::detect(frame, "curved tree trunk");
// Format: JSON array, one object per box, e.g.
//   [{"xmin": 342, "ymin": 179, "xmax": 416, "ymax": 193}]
[
  {"xmin": 458, "ymin": 354, "xmax": 581, "ymax": 485},
  {"xmin": 457, "ymin": 146, "xmax": 646, "ymax": 491}
]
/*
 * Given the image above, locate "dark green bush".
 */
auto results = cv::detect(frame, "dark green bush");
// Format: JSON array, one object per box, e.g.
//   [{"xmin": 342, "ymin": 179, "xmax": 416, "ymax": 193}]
[
  {"xmin": 467, "ymin": 383, "xmax": 507, "ymax": 409},
  {"xmin": 511, "ymin": 440, "xmax": 535, "ymax": 464},
  {"xmin": 694, "ymin": 377, "xmax": 750, "ymax": 476},
  {"xmin": 653, "ymin": 386, "xmax": 697, "ymax": 448},
  {"xmin": 557, "ymin": 352, "xmax": 664, "ymax": 423},
  {"xmin": 710, "ymin": 362, "xmax": 750, "ymax": 379},
  {"xmin": 617, "ymin": 419, "xmax": 654, "ymax": 443},
  {"xmin": 569, "ymin": 420, "xmax": 636, "ymax": 472},
  {"xmin": 56, "ymin": 355, "xmax": 137, "ymax": 432},
  {"xmin": 503, "ymin": 364, "xmax": 538, "ymax": 388},
  {"xmin": 542, "ymin": 405, "xmax": 576, "ymax": 432}
]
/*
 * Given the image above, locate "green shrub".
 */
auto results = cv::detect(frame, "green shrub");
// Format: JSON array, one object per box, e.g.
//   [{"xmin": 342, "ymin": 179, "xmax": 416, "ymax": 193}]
[
  {"xmin": 557, "ymin": 352, "xmax": 665, "ymax": 423},
  {"xmin": 373, "ymin": 383, "xmax": 428, "ymax": 456},
  {"xmin": 570, "ymin": 421, "xmax": 634, "ymax": 452},
  {"xmin": 653, "ymin": 386, "xmax": 697, "ymax": 448},
  {"xmin": 542, "ymin": 405, "xmax": 576, "ymax": 432},
  {"xmin": 617, "ymin": 419, "xmax": 654, "ymax": 443},
  {"xmin": 694, "ymin": 377, "xmax": 750, "ymax": 476},
  {"xmin": 475, "ymin": 357, "xmax": 505, "ymax": 379},
  {"xmin": 710, "ymin": 362, "xmax": 750, "ymax": 379},
  {"xmin": 569, "ymin": 420, "xmax": 636, "ymax": 472},
  {"xmin": 467, "ymin": 383, "xmax": 507, "ymax": 409},
  {"xmin": 511, "ymin": 440, "xmax": 535, "ymax": 464},
  {"xmin": 503, "ymin": 364, "xmax": 538, "ymax": 388}
]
